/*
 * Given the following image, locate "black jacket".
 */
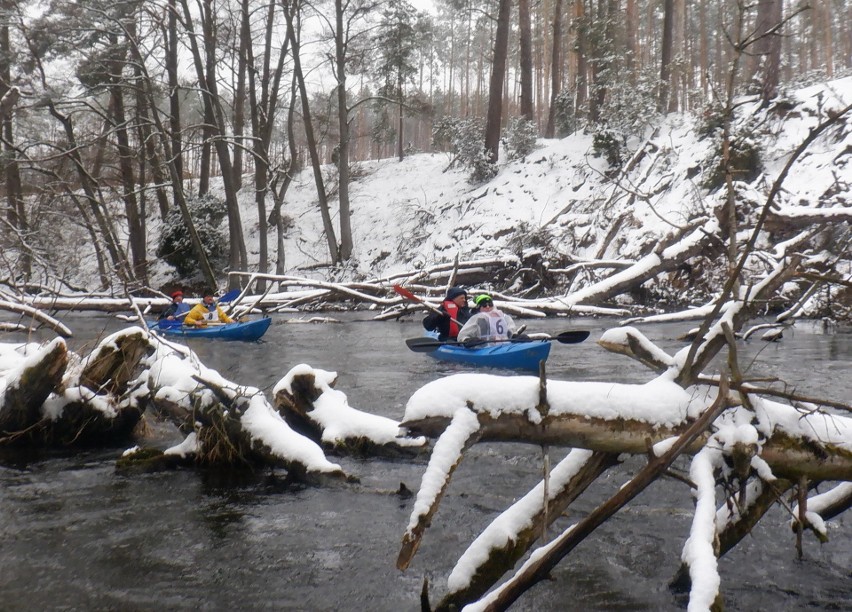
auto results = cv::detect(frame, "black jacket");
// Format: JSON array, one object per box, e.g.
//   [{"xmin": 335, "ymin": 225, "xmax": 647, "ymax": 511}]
[{"xmin": 423, "ymin": 301, "xmax": 473, "ymax": 341}]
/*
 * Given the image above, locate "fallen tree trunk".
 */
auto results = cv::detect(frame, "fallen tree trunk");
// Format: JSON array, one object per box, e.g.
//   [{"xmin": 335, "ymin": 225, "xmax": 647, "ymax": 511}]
[
  {"xmin": 402, "ymin": 410, "xmax": 852, "ymax": 481},
  {"xmin": 37, "ymin": 384, "xmax": 146, "ymax": 446},
  {"xmin": 765, "ymin": 205, "xmax": 852, "ymax": 231},
  {"xmin": 550, "ymin": 218, "xmax": 720, "ymax": 307},
  {"xmin": 0, "ymin": 335, "xmax": 148, "ymax": 446},
  {"xmin": 467, "ymin": 381, "xmax": 731, "ymax": 612}
]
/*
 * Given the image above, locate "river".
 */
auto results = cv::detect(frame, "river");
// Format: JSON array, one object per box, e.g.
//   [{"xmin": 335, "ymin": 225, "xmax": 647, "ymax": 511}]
[{"xmin": 0, "ymin": 313, "xmax": 849, "ymax": 611}]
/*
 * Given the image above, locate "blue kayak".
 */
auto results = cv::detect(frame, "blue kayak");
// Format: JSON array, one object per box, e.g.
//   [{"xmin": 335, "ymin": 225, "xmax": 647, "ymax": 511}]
[
  {"xmin": 152, "ymin": 317, "xmax": 271, "ymax": 341},
  {"xmin": 427, "ymin": 339, "xmax": 551, "ymax": 371}
]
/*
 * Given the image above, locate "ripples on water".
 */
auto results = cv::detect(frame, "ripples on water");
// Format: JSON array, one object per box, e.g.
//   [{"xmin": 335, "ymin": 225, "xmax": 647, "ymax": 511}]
[{"xmin": 0, "ymin": 314, "xmax": 849, "ymax": 610}]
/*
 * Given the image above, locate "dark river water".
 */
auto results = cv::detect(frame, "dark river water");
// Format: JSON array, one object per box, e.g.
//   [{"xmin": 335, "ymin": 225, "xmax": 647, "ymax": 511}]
[{"xmin": 0, "ymin": 313, "xmax": 849, "ymax": 611}]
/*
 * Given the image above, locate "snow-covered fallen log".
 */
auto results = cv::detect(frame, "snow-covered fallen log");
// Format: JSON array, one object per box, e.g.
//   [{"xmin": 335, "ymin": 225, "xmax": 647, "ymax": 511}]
[
  {"xmin": 436, "ymin": 449, "xmax": 618, "ymax": 609},
  {"xmin": 551, "ymin": 218, "xmax": 719, "ymax": 308},
  {"xmin": 597, "ymin": 326, "xmax": 675, "ymax": 372},
  {"xmin": 0, "ymin": 333, "xmax": 146, "ymax": 446},
  {"xmin": 458, "ymin": 382, "xmax": 730, "ymax": 612},
  {"xmin": 397, "ymin": 366, "xmax": 852, "ymax": 608},
  {"xmin": 400, "ymin": 373, "xmax": 852, "ymax": 481},
  {"xmin": 272, "ymin": 363, "xmax": 427, "ymax": 456},
  {"xmin": 765, "ymin": 205, "xmax": 852, "ymax": 230},
  {"xmin": 0, "ymin": 331, "xmax": 352, "ymax": 482},
  {"xmin": 145, "ymin": 344, "xmax": 349, "ymax": 481}
]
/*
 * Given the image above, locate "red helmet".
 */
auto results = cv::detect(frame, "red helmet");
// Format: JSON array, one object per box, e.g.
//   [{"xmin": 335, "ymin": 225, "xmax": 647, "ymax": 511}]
[{"xmin": 171, "ymin": 290, "xmax": 183, "ymax": 299}]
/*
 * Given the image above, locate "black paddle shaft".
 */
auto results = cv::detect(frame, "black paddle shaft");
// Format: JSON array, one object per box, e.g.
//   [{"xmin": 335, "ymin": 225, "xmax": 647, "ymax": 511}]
[{"xmin": 405, "ymin": 330, "xmax": 590, "ymax": 352}]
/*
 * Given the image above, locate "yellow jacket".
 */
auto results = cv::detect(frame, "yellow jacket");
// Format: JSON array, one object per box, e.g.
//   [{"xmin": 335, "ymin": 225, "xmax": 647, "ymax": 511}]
[{"xmin": 184, "ymin": 303, "xmax": 234, "ymax": 326}]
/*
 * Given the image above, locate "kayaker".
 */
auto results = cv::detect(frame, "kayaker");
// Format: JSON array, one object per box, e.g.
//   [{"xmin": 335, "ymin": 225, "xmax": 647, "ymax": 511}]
[
  {"xmin": 423, "ymin": 286, "xmax": 472, "ymax": 341},
  {"xmin": 159, "ymin": 290, "xmax": 190, "ymax": 322},
  {"xmin": 457, "ymin": 294, "xmax": 521, "ymax": 346},
  {"xmin": 184, "ymin": 290, "xmax": 235, "ymax": 327}
]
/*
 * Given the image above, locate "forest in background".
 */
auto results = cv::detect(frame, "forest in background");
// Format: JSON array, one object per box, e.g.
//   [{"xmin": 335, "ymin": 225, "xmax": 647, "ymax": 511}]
[{"xmin": 0, "ymin": 0, "xmax": 850, "ymax": 294}]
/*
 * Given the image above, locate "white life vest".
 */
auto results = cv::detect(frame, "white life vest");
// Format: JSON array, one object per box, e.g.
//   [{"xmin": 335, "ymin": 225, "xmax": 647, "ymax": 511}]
[{"xmin": 483, "ymin": 310, "xmax": 509, "ymax": 340}]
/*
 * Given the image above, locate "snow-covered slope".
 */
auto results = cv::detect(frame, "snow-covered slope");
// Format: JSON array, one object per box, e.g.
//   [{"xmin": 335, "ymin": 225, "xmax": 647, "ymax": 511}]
[
  {"xmin": 250, "ymin": 77, "xmax": 850, "ymax": 286},
  {"xmin": 56, "ymin": 75, "xmax": 848, "ymax": 314}
]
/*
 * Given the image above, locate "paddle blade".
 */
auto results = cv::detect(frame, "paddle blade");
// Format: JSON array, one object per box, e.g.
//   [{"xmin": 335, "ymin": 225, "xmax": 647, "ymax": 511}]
[
  {"xmin": 393, "ymin": 284, "xmax": 420, "ymax": 303},
  {"xmin": 555, "ymin": 330, "xmax": 591, "ymax": 344},
  {"xmin": 405, "ymin": 337, "xmax": 447, "ymax": 352},
  {"xmin": 219, "ymin": 289, "xmax": 241, "ymax": 303},
  {"xmin": 156, "ymin": 319, "xmax": 182, "ymax": 329}
]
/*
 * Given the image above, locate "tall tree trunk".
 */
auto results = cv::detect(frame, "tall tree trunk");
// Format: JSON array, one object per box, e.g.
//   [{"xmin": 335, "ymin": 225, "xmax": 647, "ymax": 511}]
[
  {"xmin": 658, "ymin": 0, "xmax": 674, "ymax": 113},
  {"xmin": 447, "ymin": 14, "xmax": 455, "ymax": 116},
  {"xmin": 667, "ymin": 0, "xmax": 684, "ymax": 112},
  {"xmin": 698, "ymin": 0, "xmax": 708, "ymax": 98},
  {"xmin": 397, "ymin": 69, "xmax": 405, "ymax": 162},
  {"xmin": 271, "ymin": 70, "xmax": 301, "ymax": 277},
  {"xmin": 246, "ymin": 0, "xmax": 288, "ymax": 291},
  {"xmin": 48, "ymin": 104, "xmax": 133, "ymax": 285},
  {"xmin": 484, "ymin": 0, "xmax": 513, "ymax": 164},
  {"xmin": 334, "ymin": 0, "xmax": 353, "ymax": 261},
  {"xmin": 719, "ymin": 6, "xmax": 749, "ymax": 296},
  {"xmin": 625, "ymin": 0, "xmax": 637, "ymax": 79},
  {"xmin": 166, "ymin": 0, "xmax": 183, "ymax": 189},
  {"xmin": 463, "ymin": 7, "xmax": 471, "ymax": 116},
  {"xmin": 72, "ymin": 195, "xmax": 110, "ymax": 288},
  {"xmin": 518, "ymin": 0, "xmax": 534, "ymax": 122},
  {"xmin": 0, "ymin": 20, "xmax": 30, "ymax": 279},
  {"xmin": 180, "ymin": 0, "xmax": 248, "ymax": 284},
  {"xmin": 107, "ymin": 32, "xmax": 146, "ymax": 284},
  {"xmin": 123, "ymin": 24, "xmax": 218, "ymax": 289},
  {"xmin": 574, "ymin": 0, "xmax": 588, "ymax": 117},
  {"xmin": 754, "ymin": 0, "xmax": 783, "ymax": 103},
  {"xmin": 283, "ymin": 0, "xmax": 339, "ymax": 264},
  {"xmin": 589, "ymin": 0, "xmax": 619, "ymax": 123},
  {"xmin": 198, "ymin": 105, "xmax": 213, "ymax": 195},
  {"xmin": 135, "ymin": 74, "xmax": 171, "ymax": 222},
  {"xmin": 232, "ymin": 0, "xmax": 249, "ymax": 191}
]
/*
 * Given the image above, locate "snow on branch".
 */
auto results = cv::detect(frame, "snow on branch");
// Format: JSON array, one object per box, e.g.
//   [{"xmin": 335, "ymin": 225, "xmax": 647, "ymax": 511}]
[
  {"xmin": 682, "ymin": 446, "xmax": 724, "ymax": 611},
  {"xmin": 272, "ymin": 363, "xmax": 427, "ymax": 455},
  {"xmin": 597, "ymin": 326, "xmax": 675, "ymax": 372},
  {"xmin": 438, "ymin": 449, "xmax": 618, "ymax": 609},
  {"xmin": 0, "ymin": 299, "xmax": 73, "ymax": 337},
  {"xmin": 397, "ymin": 407, "xmax": 481, "ymax": 571},
  {"xmin": 401, "ymin": 372, "xmax": 851, "ymax": 480},
  {"xmin": 791, "ymin": 482, "xmax": 852, "ymax": 540},
  {"xmin": 146, "ymin": 344, "xmax": 348, "ymax": 480}
]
